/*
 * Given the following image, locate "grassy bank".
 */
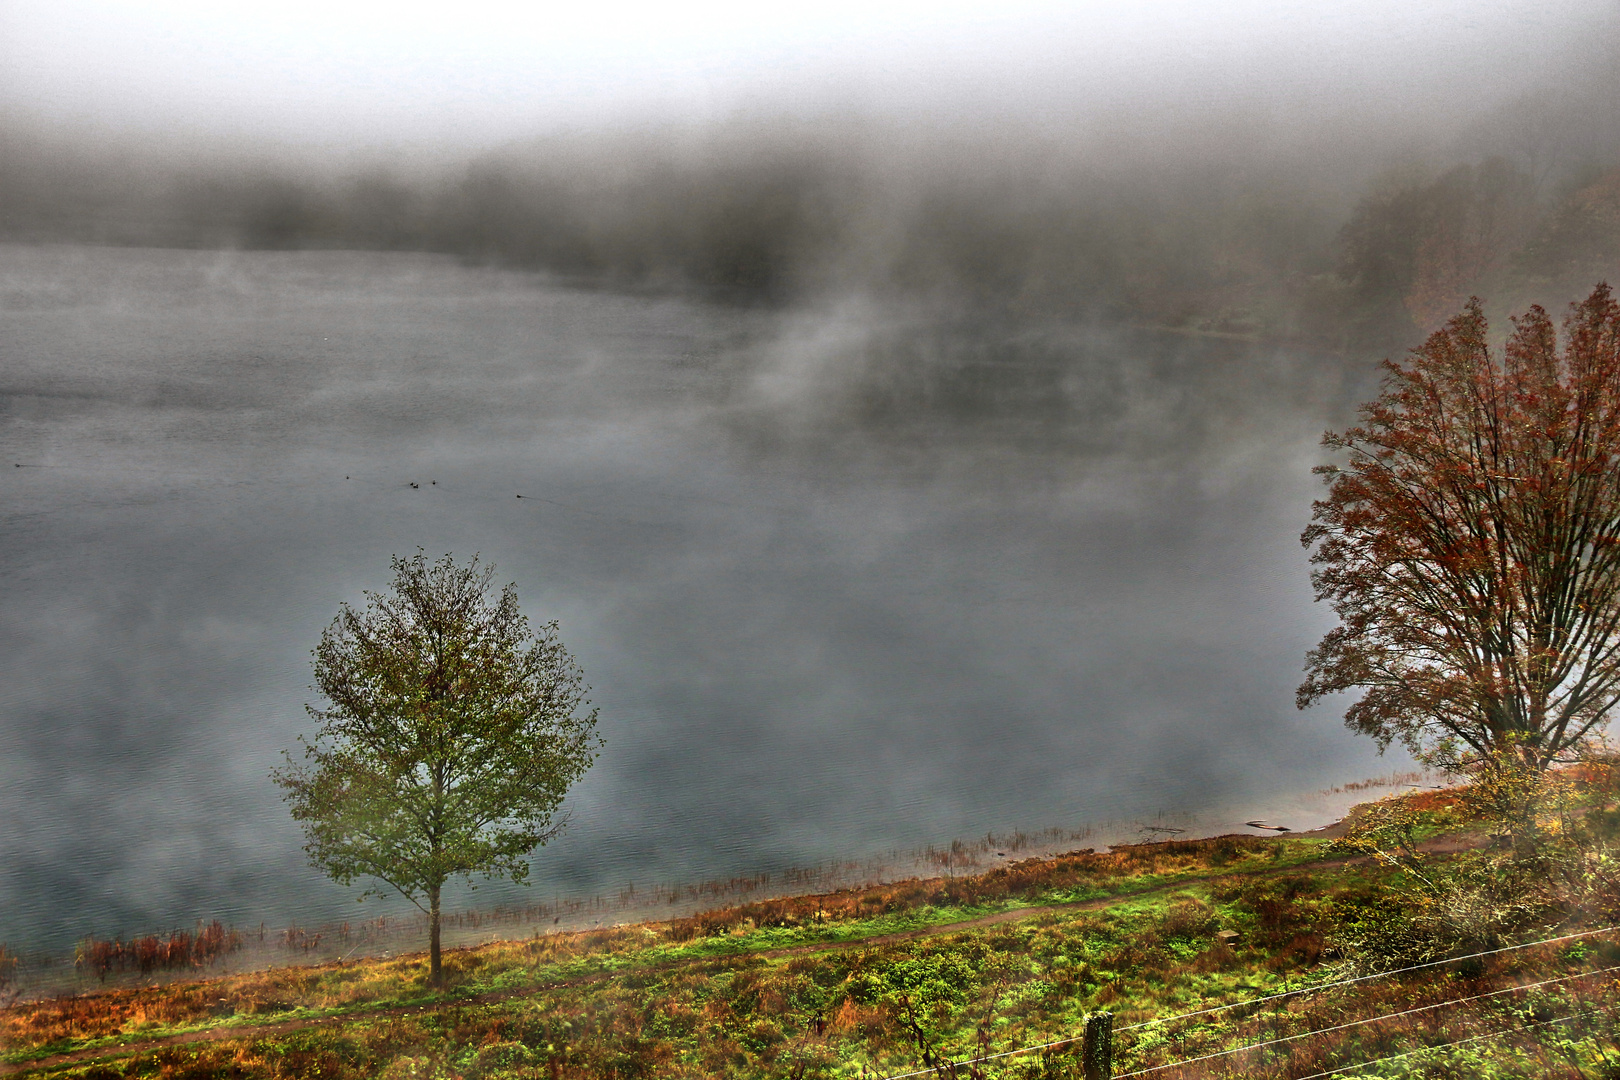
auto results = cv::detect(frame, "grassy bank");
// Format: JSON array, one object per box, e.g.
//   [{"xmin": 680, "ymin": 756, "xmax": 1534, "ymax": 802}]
[{"xmin": 5, "ymin": 788, "xmax": 1620, "ymax": 1078}]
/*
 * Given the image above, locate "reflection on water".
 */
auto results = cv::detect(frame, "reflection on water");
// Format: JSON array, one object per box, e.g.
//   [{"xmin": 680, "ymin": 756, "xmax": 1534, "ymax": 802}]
[{"xmin": 0, "ymin": 244, "xmax": 1399, "ymax": 953}]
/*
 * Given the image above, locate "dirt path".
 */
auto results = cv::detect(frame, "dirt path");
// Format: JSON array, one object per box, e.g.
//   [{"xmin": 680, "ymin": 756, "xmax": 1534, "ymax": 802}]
[
  {"xmin": 756, "ymin": 882, "xmax": 1184, "ymax": 959},
  {"xmin": 3, "ymin": 836, "xmax": 1478, "ymax": 1076},
  {"xmin": 754, "ymin": 846, "xmax": 1413, "ymax": 959}
]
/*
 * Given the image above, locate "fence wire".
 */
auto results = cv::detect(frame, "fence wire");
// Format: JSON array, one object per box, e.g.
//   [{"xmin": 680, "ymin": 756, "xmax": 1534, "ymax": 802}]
[
  {"xmin": 1118, "ymin": 923, "xmax": 1620, "ymax": 1033},
  {"xmin": 1113, "ymin": 962, "xmax": 1620, "ymax": 1078},
  {"xmin": 1290, "ymin": 1009, "xmax": 1594, "ymax": 1080},
  {"xmin": 877, "ymin": 924, "xmax": 1620, "ymax": 1080}
]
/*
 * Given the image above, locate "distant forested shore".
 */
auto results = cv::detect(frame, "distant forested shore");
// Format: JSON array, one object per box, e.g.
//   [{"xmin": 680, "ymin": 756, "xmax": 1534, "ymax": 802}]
[{"xmin": 6, "ymin": 94, "xmax": 1620, "ymax": 356}]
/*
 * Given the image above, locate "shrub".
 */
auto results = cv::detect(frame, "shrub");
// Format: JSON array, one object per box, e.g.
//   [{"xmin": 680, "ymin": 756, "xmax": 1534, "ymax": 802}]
[
  {"xmin": 464, "ymin": 1040, "xmax": 537, "ymax": 1079},
  {"xmin": 1326, "ymin": 853, "xmax": 1554, "ymax": 974},
  {"xmin": 1158, "ymin": 897, "xmax": 1216, "ymax": 942}
]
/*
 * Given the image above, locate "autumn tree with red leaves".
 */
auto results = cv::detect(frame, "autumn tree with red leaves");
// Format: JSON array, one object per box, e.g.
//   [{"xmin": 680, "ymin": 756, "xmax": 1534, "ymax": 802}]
[{"xmin": 1300, "ymin": 284, "xmax": 1620, "ymax": 772}]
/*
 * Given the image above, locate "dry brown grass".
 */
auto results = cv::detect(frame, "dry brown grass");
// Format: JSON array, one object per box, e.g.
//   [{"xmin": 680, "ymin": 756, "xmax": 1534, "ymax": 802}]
[
  {"xmin": 661, "ymin": 834, "xmax": 1285, "ymax": 942},
  {"xmin": 0, "ymin": 833, "xmax": 1295, "ymax": 1059}
]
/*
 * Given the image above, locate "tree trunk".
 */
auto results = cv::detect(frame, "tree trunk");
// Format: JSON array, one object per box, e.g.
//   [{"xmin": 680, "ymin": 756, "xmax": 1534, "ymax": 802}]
[{"xmin": 429, "ymin": 883, "xmax": 442, "ymax": 988}]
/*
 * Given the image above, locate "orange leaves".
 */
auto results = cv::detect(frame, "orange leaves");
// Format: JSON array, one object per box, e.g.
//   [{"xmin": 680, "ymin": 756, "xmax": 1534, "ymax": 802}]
[
  {"xmin": 75, "ymin": 921, "xmax": 244, "ymax": 983},
  {"xmin": 1302, "ymin": 285, "xmax": 1620, "ymax": 770}
]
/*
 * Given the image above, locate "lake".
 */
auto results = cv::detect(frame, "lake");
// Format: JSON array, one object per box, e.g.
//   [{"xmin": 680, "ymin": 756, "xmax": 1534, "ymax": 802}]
[{"xmin": 0, "ymin": 243, "xmax": 1401, "ymax": 954}]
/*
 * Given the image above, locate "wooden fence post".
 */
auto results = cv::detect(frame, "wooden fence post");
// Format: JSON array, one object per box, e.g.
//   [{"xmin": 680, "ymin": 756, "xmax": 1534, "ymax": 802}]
[{"xmin": 1082, "ymin": 1011, "xmax": 1113, "ymax": 1080}]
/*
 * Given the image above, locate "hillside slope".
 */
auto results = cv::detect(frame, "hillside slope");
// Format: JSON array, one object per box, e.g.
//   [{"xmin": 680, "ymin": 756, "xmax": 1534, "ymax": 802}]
[{"xmin": 5, "ymin": 790, "xmax": 1620, "ymax": 1078}]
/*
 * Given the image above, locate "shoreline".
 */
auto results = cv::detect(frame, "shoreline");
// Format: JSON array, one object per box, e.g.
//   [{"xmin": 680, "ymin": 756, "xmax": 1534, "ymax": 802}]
[{"xmin": 1, "ymin": 769, "xmax": 1440, "ymax": 1003}]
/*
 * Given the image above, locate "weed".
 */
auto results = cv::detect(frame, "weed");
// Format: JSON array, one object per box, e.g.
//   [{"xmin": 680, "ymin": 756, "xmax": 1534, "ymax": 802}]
[{"xmin": 14, "ymin": 785, "xmax": 1620, "ymax": 1078}]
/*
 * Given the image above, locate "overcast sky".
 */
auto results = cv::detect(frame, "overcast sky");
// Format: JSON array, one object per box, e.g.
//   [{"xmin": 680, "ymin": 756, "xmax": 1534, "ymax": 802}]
[{"xmin": 1, "ymin": 0, "xmax": 1610, "ymax": 153}]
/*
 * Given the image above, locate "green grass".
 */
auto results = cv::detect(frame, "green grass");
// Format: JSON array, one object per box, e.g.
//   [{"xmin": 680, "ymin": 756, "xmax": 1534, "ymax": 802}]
[{"xmin": 7, "ymin": 794, "xmax": 1620, "ymax": 1078}]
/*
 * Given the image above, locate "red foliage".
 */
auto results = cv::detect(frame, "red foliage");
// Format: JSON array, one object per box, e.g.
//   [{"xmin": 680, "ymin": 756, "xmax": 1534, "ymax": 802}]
[
  {"xmin": 1302, "ymin": 284, "xmax": 1620, "ymax": 770},
  {"xmin": 76, "ymin": 922, "xmax": 244, "ymax": 982}
]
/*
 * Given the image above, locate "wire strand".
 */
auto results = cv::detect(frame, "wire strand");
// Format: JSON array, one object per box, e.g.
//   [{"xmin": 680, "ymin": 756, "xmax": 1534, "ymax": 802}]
[
  {"xmin": 1117, "ymin": 922, "xmax": 1620, "ymax": 1032},
  {"xmin": 1111, "ymin": 964, "xmax": 1620, "ymax": 1078},
  {"xmin": 1289, "ymin": 1010, "xmax": 1591, "ymax": 1080},
  {"xmin": 875, "ymin": 924, "xmax": 1620, "ymax": 1080}
]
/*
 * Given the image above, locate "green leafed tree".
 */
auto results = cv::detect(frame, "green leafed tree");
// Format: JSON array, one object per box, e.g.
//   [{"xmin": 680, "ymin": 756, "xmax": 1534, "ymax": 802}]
[
  {"xmin": 273, "ymin": 552, "xmax": 601, "ymax": 986},
  {"xmin": 1300, "ymin": 284, "xmax": 1620, "ymax": 773}
]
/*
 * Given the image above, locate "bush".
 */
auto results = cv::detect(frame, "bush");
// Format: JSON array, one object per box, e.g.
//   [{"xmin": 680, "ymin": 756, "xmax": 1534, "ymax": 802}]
[
  {"xmin": 1326, "ymin": 851, "xmax": 1556, "ymax": 974},
  {"xmin": 464, "ymin": 1041, "xmax": 537, "ymax": 1079},
  {"xmin": 1158, "ymin": 897, "xmax": 1216, "ymax": 942}
]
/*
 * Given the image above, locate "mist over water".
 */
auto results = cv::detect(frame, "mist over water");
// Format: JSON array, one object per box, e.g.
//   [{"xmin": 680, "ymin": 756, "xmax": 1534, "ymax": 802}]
[
  {"xmin": 0, "ymin": 243, "xmax": 1399, "ymax": 953},
  {"xmin": 6, "ymin": 1, "xmax": 1620, "ymax": 960}
]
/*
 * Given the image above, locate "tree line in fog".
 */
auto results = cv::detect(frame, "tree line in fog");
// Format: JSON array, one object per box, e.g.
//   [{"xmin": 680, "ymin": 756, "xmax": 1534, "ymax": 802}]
[{"xmin": 5, "ymin": 103, "xmax": 1620, "ymax": 351}]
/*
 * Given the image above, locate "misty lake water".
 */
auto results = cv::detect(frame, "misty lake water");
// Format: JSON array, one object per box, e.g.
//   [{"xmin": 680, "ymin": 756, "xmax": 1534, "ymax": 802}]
[{"xmin": 0, "ymin": 243, "xmax": 1403, "ymax": 954}]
